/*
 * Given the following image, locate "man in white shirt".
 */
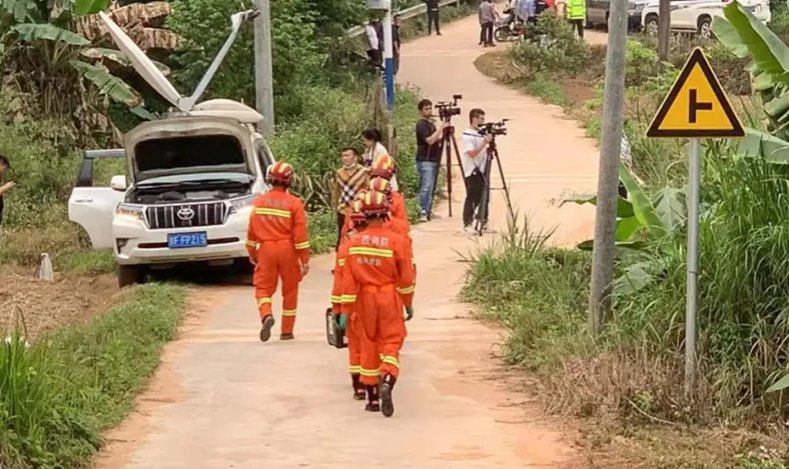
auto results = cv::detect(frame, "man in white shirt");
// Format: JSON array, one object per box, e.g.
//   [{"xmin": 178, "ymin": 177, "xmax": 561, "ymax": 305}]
[
  {"xmin": 365, "ymin": 20, "xmax": 381, "ymax": 68},
  {"xmin": 461, "ymin": 108, "xmax": 493, "ymax": 231}
]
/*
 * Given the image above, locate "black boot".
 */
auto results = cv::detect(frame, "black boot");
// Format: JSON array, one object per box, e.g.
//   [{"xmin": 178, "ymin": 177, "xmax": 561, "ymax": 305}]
[
  {"xmin": 380, "ymin": 374, "xmax": 397, "ymax": 418},
  {"xmin": 259, "ymin": 315, "xmax": 275, "ymax": 342},
  {"xmin": 365, "ymin": 384, "xmax": 380, "ymax": 412},
  {"xmin": 351, "ymin": 374, "xmax": 366, "ymax": 400}
]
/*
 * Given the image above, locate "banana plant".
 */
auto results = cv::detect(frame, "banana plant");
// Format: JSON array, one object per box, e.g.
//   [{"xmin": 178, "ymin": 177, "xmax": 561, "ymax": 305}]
[
  {"xmin": 712, "ymin": 1, "xmax": 789, "ymax": 159},
  {"xmin": 562, "ymin": 163, "xmax": 685, "ymax": 294},
  {"xmin": 2, "ymin": 0, "xmax": 142, "ymax": 108}
]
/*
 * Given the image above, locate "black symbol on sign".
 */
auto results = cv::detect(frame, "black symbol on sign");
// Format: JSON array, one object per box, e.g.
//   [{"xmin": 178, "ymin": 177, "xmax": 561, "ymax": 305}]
[{"xmin": 688, "ymin": 89, "xmax": 712, "ymax": 124}]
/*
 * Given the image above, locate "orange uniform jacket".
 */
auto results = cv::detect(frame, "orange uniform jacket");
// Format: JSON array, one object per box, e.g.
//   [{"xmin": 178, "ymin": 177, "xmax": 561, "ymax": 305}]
[
  {"xmin": 332, "ymin": 233, "xmax": 352, "ymax": 314},
  {"xmin": 391, "ymin": 191, "xmax": 408, "ymax": 223},
  {"xmin": 246, "ymin": 188, "xmax": 310, "ymax": 264},
  {"xmin": 341, "ymin": 226, "xmax": 416, "ymax": 309}
]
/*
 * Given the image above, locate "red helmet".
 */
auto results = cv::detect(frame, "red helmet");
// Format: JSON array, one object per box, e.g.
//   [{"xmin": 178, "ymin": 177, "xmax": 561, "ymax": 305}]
[
  {"xmin": 368, "ymin": 177, "xmax": 392, "ymax": 195},
  {"xmin": 370, "ymin": 154, "xmax": 395, "ymax": 179},
  {"xmin": 360, "ymin": 190, "xmax": 390, "ymax": 217},
  {"xmin": 349, "ymin": 198, "xmax": 367, "ymax": 224},
  {"xmin": 267, "ymin": 161, "xmax": 294, "ymax": 186}
]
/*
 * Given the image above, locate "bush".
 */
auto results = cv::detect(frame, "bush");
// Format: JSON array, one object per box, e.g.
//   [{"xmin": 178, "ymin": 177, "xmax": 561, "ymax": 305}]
[
  {"xmin": 0, "ymin": 284, "xmax": 186, "ymax": 468},
  {"xmin": 625, "ymin": 40, "xmax": 660, "ymax": 87},
  {"xmin": 510, "ymin": 11, "xmax": 590, "ymax": 78}
]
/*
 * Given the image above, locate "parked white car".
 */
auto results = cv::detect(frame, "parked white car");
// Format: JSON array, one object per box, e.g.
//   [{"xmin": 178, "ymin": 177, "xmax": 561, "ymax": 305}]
[
  {"xmin": 641, "ymin": 0, "xmax": 771, "ymax": 38},
  {"xmin": 67, "ymin": 9, "xmax": 274, "ymax": 287}
]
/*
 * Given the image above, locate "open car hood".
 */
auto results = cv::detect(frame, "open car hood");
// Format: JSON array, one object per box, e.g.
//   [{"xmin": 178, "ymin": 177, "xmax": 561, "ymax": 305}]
[{"xmin": 124, "ymin": 116, "xmax": 256, "ymax": 183}]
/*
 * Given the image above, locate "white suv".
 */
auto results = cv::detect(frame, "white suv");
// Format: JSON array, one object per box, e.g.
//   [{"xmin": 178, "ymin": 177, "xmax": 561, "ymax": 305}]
[
  {"xmin": 641, "ymin": 0, "xmax": 771, "ymax": 38},
  {"xmin": 67, "ymin": 8, "xmax": 272, "ymax": 287}
]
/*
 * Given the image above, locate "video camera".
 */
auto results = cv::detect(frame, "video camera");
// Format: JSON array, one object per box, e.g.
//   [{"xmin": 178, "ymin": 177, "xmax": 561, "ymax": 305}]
[
  {"xmin": 478, "ymin": 119, "xmax": 509, "ymax": 137},
  {"xmin": 435, "ymin": 94, "xmax": 463, "ymax": 121}
]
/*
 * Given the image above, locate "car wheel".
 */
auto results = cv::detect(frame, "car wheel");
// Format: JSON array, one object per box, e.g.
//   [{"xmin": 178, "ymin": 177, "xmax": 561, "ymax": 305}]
[
  {"xmin": 645, "ymin": 14, "xmax": 659, "ymax": 36},
  {"xmin": 698, "ymin": 16, "xmax": 712, "ymax": 39},
  {"xmin": 118, "ymin": 265, "xmax": 145, "ymax": 288}
]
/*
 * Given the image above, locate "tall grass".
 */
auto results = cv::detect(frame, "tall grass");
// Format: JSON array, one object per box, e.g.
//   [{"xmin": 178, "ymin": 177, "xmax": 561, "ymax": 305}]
[{"xmin": 0, "ymin": 283, "xmax": 186, "ymax": 468}]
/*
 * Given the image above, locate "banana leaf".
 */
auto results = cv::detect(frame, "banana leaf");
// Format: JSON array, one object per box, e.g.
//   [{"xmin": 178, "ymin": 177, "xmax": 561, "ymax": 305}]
[
  {"xmin": 73, "ymin": 0, "xmax": 109, "ymax": 16},
  {"xmin": 12, "ymin": 23, "xmax": 89, "ymax": 46},
  {"xmin": 70, "ymin": 60, "xmax": 142, "ymax": 107},
  {"xmin": 711, "ymin": 16, "xmax": 749, "ymax": 58},
  {"xmin": 560, "ymin": 193, "xmax": 635, "ymax": 218},
  {"xmin": 618, "ymin": 162, "xmax": 669, "ymax": 242},
  {"xmin": 737, "ymin": 127, "xmax": 789, "ymax": 163},
  {"xmin": 721, "ymin": 1, "xmax": 789, "ymax": 86}
]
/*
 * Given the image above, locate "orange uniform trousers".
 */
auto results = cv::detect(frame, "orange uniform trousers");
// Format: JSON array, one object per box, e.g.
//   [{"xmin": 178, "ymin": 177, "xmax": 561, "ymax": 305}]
[
  {"xmin": 254, "ymin": 239, "xmax": 301, "ymax": 334},
  {"xmin": 353, "ymin": 284, "xmax": 407, "ymax": 385}
]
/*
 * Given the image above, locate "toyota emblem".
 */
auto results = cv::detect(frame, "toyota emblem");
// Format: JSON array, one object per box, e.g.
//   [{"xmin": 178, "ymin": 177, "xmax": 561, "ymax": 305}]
[{"xmin": 177, "ymin": 207, "xmax": 195, "ymax": 221}]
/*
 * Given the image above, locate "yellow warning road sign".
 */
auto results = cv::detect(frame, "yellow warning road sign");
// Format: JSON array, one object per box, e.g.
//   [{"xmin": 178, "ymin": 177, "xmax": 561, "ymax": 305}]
[{"xmin": 646, "ymin": 47, "xmax": 744, "ymax": 138}]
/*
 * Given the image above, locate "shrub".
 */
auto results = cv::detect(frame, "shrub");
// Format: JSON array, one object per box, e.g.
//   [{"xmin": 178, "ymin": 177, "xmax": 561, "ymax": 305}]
[
  {"xmin": 625, "ymin": 40, "xmax": 660, "ymax": 87},
  {"xmin": 510, "ymin": 11, "xmax": 590, "ymax": 78}
]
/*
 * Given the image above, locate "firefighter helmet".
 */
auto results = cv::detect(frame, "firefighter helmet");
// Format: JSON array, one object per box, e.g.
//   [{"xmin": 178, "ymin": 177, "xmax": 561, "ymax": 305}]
[
  {"xmin": 367, "ymin": 177, "xmax": 392, "ymax": 195},
  {"xmin": 349, "ymin": 198, "xmax": 367, "ymax": 224},
  {"xmin": 360, "ymin": 190, "xmax": 390, "ymax": 217},
  {"xmin": 267, "ymin": 161, "xmax": 294, "ymax": 186},
  {"xmin": 370, "ymin": 154, "xmax": 395, "ymax": 179}
]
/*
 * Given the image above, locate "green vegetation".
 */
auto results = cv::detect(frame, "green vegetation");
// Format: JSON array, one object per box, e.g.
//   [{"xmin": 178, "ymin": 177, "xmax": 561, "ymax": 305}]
[
  {"xmin": 0, "ymin": 283, "xmax": 187, "ymax": 468},
  {"xmin": 469, "ymin": 4, "xmax": 789, "ymax": 466}
]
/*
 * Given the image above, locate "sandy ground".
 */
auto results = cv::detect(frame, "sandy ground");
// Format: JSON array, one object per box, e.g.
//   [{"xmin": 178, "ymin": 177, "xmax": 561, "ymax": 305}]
[
  {"xmin": 0, "ymin": 266, "xmax": 119, "ymax": 340},
  {"xmin": 93, "ymin": 14, "xmax": 602, "ymax": 469}
]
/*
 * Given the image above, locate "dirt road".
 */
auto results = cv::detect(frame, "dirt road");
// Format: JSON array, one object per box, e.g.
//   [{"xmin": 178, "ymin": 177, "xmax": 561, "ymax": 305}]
[{"xmin": 95, "ymin": 14, "xmax": 600, "ymax": 469}]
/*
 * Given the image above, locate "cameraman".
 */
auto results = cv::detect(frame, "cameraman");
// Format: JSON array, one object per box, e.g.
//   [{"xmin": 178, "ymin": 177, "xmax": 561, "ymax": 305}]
[
  {"xmin": 415, "ymin": 99, "xmax": 448, "ymax": 222},
  {"xmin": 461, "ymin": 109, "xmax": 493, "ymax": 232}
]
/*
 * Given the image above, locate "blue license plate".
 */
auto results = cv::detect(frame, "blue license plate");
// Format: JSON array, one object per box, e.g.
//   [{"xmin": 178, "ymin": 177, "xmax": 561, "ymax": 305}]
[{"xmin": 167, "ymin": 232, "xmax": 208, "ymax": 249}]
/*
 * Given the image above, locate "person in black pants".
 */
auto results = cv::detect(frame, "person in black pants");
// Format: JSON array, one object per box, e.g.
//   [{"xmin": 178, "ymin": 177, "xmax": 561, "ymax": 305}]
[
  {"xmin": 460, "ymin": 108, "xmax": 493, "ymax": 232},
  {"xmin": 478, "ymin": 0, "xmax": 496, "ymax": 47},
  {"xmin": 425, "ymin": 0, "xmax": 441, "ymax": 35}
]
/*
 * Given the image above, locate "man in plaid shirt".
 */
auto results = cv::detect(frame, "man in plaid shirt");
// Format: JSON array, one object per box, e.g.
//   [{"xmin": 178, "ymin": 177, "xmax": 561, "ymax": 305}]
[{"xmin": 331, "ymin": 147, "xmax": 370, "ymax": 251}]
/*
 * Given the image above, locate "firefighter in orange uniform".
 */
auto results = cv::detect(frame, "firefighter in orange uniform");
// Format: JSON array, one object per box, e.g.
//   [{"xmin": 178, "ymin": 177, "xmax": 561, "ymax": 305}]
[
  {"xmin": 368, "ymin": 177, "xmax": 412, "ymax": 262},
  {"xmin": 331, "ymin": 197, "xmax": 368, "ymax": 400},
  {"xmin": 370, "ymin": 154, "xmax": 408, "ymax": 224},
  {"xmin": 246, "ymin": 161, "xmax": 310, "ymax": 342},
  {"xmin": 342, "ymin": 191, "xmax": 416, "ymax": 417}
]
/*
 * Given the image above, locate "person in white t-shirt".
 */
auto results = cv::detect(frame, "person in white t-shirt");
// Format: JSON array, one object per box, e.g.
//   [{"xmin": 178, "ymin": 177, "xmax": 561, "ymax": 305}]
[{"xmin": 461, "ymin": 108, "xmax": 494, "ymax": 232}]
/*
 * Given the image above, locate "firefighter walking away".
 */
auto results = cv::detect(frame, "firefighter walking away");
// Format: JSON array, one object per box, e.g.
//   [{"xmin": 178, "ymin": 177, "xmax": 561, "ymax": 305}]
[
  {"xmin": 341, "ymin": 190, "xmax": 416, "ymax": 417},
  {"xmin": 247, "ymin": 161, "xmax": 311, "ymax": 342}
]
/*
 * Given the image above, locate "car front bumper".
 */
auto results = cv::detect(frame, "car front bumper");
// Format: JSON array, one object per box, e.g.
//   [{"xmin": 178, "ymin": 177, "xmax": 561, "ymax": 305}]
[{"xmin": 112, "ymin": 208, "xmax": 252, "ymax": 266}]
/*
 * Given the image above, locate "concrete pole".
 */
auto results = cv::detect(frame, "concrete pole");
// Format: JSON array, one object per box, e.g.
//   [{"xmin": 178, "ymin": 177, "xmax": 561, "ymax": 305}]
[
  {"xmin": 254, "ymin": 0, "xmax": 275, "ymax": 136},
  {"xmin": 588, "ymin": 0, "xmax": 628, "ymax": 335},
  {"xmin": 658, "ymin": 0, "xmax": 670, "ymax": 62},
  {"xmin": 684, "ymin": 139, "xmax": 701, "ymax": 398}
]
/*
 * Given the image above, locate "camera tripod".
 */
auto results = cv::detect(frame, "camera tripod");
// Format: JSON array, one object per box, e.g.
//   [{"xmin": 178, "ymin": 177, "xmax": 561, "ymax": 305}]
[
  {"xmin": 437, "ymin": 122, "xmax": 465, "ymax": 218},
  {"xmin": 474, "ymin": 137, "xmax": 515, "ymax": 236}
]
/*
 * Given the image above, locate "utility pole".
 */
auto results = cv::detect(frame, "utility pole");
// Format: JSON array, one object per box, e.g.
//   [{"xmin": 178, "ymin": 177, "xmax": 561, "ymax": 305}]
[
  {"xmin": 382, "ymin": 1, "xmax": 395, "ymax": 111},
  {"xmin": 254, "ymin": 0, "xmax": 275, "ymax": 136},
  {"xmin": 588, "ymin": 0, "xmax": 628, "ymax": 335},
  {"xmin": 658, "ymin": 0, "xmax": 670, "ymax": 62}
]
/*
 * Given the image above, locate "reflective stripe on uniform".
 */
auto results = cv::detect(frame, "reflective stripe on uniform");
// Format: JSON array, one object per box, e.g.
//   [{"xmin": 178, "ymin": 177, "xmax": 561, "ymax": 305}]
[
  {"xmin": 246, "ymin": 240, "xmax": 258, "ymax": 248},
  {"xmin": 348, "ymin": 247, "xmax": 394, "ymax": 258},
  {"xmin": 349, "ymin": 365, "xmax": 362, "ymax": 374},
  {"xmin": 331, "ymin": 295, "xmax": 342, "ymax": 303},
  {"xmin": 338, "ymin": 258, "xmax": 346, "ymax": 266},
  {"xmin": 380, "ymin": 355, "xmax": 400, "ymax": 369},
  {"xmin": 282, "ymin": 309, "xmax": 297, "ymax": 317},
  {"xmin": 257, "ymin": 297, "xmax": 272, "ymax": 307},
  {"xmin": 340, "ymin": 294, "xmax": 357, "ymax": 303},
  {"xmin": 255, "ymin": 207, "xmax": 291, "ymax": 218},
  {"xmin": 294, "ymin": 240, "xmax": 310, "ymax": 250},
  {"xmin": 397, "ymin": 284, "xmax": 415, "ymax": 295},
  {"xmin": 360, "ymin": 367, "xmax": 380, "ymax": 377}
]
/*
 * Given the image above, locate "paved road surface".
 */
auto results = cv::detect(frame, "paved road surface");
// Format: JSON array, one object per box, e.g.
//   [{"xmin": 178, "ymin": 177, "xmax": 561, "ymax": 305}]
[{"xmin": 95, "ymin": 13, "xmax": 601, "ymax": 469}]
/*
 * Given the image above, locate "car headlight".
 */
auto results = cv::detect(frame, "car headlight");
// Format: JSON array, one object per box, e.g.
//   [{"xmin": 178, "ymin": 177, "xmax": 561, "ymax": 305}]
[
  {"xmin": 228, "ymin": 193, "xmax": 259, "ymax": 214},
  {"xmin": 116, "ymin": 203, "xmax": 145, "ymax": 220}
]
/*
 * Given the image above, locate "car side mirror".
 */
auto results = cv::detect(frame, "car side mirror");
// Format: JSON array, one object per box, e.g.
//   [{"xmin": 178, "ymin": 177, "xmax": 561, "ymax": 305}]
[{"xmin": 110, "ymin": 175, "xmax": 127, "ymax": 191}]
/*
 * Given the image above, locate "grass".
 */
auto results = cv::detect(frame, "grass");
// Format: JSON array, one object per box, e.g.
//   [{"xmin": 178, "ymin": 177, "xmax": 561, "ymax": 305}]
[
  {"xmin": 524, "ymin": 74, "xmax": 571, "ymax": 108},
  {"xmin": 0, "ymin": 283, "xmax": 187, "ymax": 468}
]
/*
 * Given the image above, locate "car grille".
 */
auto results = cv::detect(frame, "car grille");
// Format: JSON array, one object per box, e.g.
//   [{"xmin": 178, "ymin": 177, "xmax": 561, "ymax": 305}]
[{"xmin": 145, "ymin": 202, "xmax": 228, "ymax": 229}]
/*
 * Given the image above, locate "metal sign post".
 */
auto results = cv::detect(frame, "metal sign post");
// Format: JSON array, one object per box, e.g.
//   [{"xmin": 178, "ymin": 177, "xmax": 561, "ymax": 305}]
[
  {"xmin": 684, "ymin": 138, "xmax": 701, "ymax": 394},
  {"xmin": 645, "ymin": 47, "xmax": 744, "ymax": 398}
]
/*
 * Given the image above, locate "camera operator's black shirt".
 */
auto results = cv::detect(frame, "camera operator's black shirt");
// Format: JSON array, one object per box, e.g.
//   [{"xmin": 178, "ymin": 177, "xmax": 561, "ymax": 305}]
[{"xmin": 416, "ymin": 118, "xmax": 441, "ymax": 163}]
